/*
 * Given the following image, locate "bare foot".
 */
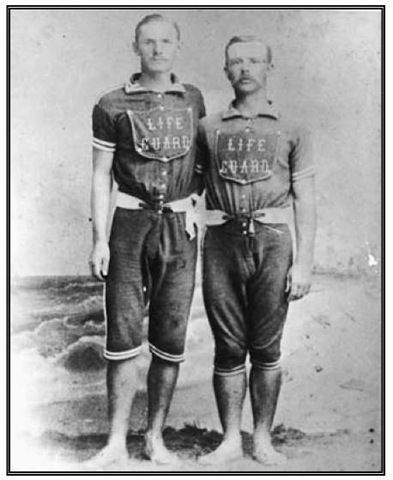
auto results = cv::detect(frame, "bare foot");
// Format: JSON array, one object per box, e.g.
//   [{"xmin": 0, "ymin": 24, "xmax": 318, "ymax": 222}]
[
  {"xmin": 253, "ymin": 437, "xmax": 286, "ymax": 466},
  {"xmin": 82, "ymin": 444, "xmax": 129, "ymax": 471},
  {"xmin": 144, "ymin": 432, "xmax": 179, "ymax": 465},
  {"xmin": 199, "ymin": 437, "xmax": 243, "ymax": 465}
]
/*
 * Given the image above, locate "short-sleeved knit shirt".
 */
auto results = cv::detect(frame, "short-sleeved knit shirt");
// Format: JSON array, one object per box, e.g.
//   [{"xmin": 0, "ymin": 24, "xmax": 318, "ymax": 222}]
[
  {"xmin": 92, "ymin": 73, "xmax": 206, "ymax": 203},
  {"xmin": 196, "ymin": 101, "xmax": 314, "ymax": 214}
]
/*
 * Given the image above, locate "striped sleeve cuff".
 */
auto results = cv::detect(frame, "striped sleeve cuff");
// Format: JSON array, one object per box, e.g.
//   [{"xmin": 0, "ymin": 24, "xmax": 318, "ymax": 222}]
[
  {"xmin": 194, "ymin": 163, "xmax": 204, "ymax": 175},
  {"xmin": 93, "ymin": 137, "xmax": 116, "ymax": 152},
  {"xmin": 291, "ymin": 166, "xmax": 315, "ymax": 182}
]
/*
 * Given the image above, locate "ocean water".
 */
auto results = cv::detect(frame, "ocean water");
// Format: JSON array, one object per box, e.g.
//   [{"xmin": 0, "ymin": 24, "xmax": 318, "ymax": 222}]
[
  {"xmin": 10, "ymin": 276, "xmax": 207, "ymax": 405},
  {"xmin": 11, "ymin": 277, "xmax": 108, "ymax": 367}
]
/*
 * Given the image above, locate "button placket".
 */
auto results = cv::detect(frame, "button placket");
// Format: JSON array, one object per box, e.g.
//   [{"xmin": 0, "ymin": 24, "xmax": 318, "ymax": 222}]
[{"xmin": 244, "ymin": 117, "xmax": 254, "ymax": 133}]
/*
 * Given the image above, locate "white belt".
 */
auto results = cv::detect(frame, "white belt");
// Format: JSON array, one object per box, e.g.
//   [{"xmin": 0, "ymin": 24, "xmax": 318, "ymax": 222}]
[
  {"xmin": 201, "ymin": 207, "xmax": 291, "ymax": 235},
  {"xmin": 116, "ymin": 191, "xmax": 199, "ymax": 239}
]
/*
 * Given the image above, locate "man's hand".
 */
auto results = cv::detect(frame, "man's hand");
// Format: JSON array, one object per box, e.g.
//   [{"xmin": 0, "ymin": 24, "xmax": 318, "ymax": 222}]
[
  {"xmin": 286, "ymin": 263, "xmax": 312, "ymax": 301},
  {"xmin": 89, "ymin": 240, "xmax": 110, "ymax": 281}
]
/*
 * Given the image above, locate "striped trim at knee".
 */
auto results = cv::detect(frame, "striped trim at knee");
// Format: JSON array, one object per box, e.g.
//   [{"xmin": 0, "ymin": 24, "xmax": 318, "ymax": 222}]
[
  {"xmin": 251, "ymin": 358, "xmax": 281, "ymax": 371},
  {"xmin": 214, "ymin": 364, "xmax": 247, "ymax": 377},
  {"xmin": 149, "ymin": 343, "xmax": 185, "ymax": 363},
  {"xmin": 103, "ymin": 345, "xmax": 142, "ymax": 361}
]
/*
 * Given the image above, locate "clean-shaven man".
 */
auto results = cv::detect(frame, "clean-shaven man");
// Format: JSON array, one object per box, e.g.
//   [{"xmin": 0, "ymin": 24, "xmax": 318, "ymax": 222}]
[{"xmin": 88, "ymin": 14, "xmax": 205, "ymax": 468}]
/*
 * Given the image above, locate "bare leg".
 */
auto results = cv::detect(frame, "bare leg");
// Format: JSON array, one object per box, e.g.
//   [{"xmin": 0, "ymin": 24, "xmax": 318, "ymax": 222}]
[
  {"xmin": 84, "ymin": 358, "xmax": 138, "ymax": 469},
  {"xmin": 250, "ymin": 366, "xmax": 286, "ymax": 465},
  {"xmin": 200, "ymin": 372, "xmax": 246, "ymax": 464},
  {"xmin": 144, "ymin": 356, "xmax": 180, "ymax": 464}
]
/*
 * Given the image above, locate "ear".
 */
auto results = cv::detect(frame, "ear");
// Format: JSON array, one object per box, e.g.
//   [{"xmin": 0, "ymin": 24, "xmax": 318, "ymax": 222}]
[
  {"xmin": 133, "ymin": 40, "xmax": 140, "ymax": 57},
  {"xmin": 174, "ymin": 40, "xmax": 181, "ymax": 57}
]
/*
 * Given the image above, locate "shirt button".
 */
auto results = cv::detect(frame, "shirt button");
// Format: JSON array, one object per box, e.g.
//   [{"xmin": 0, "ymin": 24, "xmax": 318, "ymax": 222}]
[
  {"xmin": 241, "ymin": 194, "xmax": 246, "ymax": 199},
  {"xmin": 162, "ymin": 170, "xmax": 167, "ymax": 176},
  {"xmin": 157, "ymin": 93, "xmax": 163, "ymax": 98}
]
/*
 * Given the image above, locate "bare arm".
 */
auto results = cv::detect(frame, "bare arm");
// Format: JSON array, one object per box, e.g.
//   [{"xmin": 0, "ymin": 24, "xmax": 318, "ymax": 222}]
[
  {"xmin": 287, "ymin": 176, "xmax": 317, "ymax": 301},
  {"xmin": 89, "ymin": 147, "xmax": 114, "ymax": 280}
]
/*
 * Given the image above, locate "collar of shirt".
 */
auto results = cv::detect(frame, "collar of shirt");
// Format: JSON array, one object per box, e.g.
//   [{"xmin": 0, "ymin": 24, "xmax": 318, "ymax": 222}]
[
  {"xmin": 124, "ymin": 72, "xmax": 186, "ymax": 95},
  {"xmin": 221, "ymin": 100, "xmax": 279, "ymax": 120}
]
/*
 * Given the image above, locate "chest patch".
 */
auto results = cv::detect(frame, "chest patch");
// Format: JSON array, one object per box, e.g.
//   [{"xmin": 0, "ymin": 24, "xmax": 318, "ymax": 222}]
[
  {"xmin": 127, "ymin": 106, "xmax": 193, "ymax": 162},
  {"xmin": 215, "ymin": 130, "xmax": 280, "ymax": 184}
]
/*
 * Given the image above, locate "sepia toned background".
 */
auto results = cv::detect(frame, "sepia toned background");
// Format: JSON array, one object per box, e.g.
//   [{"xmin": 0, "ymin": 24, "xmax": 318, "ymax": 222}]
[
  {"xmin": 11, "ymin": 8, "xmax": 381, "ymax": 276},
  {"xmin": 9, "ymin": 8, "xmax": 383, "ymax": 472}
]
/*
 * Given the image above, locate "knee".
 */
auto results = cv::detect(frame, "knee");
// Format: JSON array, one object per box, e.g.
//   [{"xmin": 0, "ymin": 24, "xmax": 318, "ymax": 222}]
[
  {"xmin": 249, "ymin": 343, "xmax": 281, "ymax": 371},
  {"xmin": 214, "ymin": 342, "xmax": 247, "ymax": 376}
]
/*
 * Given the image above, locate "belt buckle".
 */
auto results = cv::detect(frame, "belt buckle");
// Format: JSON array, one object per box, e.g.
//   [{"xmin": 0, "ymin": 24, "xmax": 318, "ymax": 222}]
[
  {"xmin": 153, "ymin": 194, "xmax": 165, "ymax": 214},
  {"xmin": 153, "ymin": 188, "xmax": 164, "ymax": 215},
  {"xmin": 247, "ymin": 217, "xmax": 255, "ymax": 237}
]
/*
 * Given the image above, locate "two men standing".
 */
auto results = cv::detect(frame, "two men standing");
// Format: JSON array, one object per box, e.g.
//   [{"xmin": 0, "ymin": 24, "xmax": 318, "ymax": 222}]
[{"xmin": 89, "ymin": 14, "xmax": 316, "ymax": 468}]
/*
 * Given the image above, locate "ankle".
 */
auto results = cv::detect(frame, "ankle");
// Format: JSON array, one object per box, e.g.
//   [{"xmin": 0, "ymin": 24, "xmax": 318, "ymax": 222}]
[
  {"xmin": 253, "ymin": 429, "xmax": 272, "ymax": 444},
  {"xmin": 107, "ymin": 434, "xmax": 127, "ymax": 450},
  {"xmin": 222, "ymin": 431, "xmax": 242, "ymax": 444},
  {"xmin": 145, "ymin": 429, "xmax": 164, "ymax": 444}
]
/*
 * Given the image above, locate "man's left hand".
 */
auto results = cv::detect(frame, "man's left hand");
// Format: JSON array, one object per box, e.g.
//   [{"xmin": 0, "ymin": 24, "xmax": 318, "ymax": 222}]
[{"xmin": 286, "ymin": 263, "xmax": 312, "ymax": 301}]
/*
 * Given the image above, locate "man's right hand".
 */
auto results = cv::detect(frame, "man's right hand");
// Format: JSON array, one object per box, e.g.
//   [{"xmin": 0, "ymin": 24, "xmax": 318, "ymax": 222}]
[{"xmin": 89, "ymin": 240, "xmax": 110, "ymax": 281}]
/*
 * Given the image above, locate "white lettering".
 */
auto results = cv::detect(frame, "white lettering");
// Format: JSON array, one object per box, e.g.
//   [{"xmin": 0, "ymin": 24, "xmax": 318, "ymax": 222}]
[
  {"xmin": 240, "ymin": 161, "xmax": 249, "ymax": 173},
  {"xmin": 261, "ymin": 159, "xmax": 270, "ymax": 172},
  {"xmin": 175, "ymin": 117, "xmax": 184, "ymax": 130},
  {"xmin": 172, "ymin": 136, "xmax": 181, "ymax": 149},
  {"xmin": 257, "ymin": 139, "xmax": 266, "ymax": 152},
  {"xmin": 251, "ymin": 159, "xmax": 259, "ymax": 173},
  {"xmin": 146, "ymin": 118, "xmax": 156, "ymax": 131},
  {"xmin": 229, "ymin": 160, "xmax": 238, "ymax": 174},
  {"xmin": 141, "ymin": 137, "xmax": 150, "ymax": 151},
  {"xmin": 151, "ymin": 137, "xmax": 160, "ymax": 150},
  {"xmin": 227, "ymin": 138, "xmax": 235, "ymax": 151},
  {"xmin": 182, "ymin": 136, "xmax": 191, "ymax": 148},
  {"xmin": 163, "ymin": 136, "xmax": 171, "ymax": 149},
  {"xmin": 246, "ymin": 138, "xmax": 256, "ymax": 152},
  {"xmin": 166, "ymin": 116, "xmax": 174, "ymax": 129}
]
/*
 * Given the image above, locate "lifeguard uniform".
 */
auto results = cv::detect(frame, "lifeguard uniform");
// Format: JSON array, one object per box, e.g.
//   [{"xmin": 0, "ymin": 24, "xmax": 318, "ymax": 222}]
[
  {"xmin": 92, "ymin": 73, "xmax": 205, "ymax": 363},
  {"xmin": 196, "ymin": 101, "xmax": 314, "ymax": 376}
]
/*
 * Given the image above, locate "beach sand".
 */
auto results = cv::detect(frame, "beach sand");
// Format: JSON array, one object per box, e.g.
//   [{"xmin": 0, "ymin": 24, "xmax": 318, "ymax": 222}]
[{"xmin": 10, "ymin": 273, "xmax": 382, "ymax": 472}]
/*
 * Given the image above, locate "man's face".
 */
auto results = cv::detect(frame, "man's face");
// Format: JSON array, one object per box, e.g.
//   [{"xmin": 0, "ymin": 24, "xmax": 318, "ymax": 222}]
[
  {"xmin": 134, "ymin": 20, "xmax": 180, "ymax": 74},
  {"xmin": 225, "ymin": 41, "xmax": 271, "ymax": 95}
]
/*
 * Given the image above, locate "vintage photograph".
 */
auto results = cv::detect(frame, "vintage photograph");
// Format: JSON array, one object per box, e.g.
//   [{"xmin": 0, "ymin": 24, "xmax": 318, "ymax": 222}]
[{"xmin": 9, "ymin": 7, "xmax": 383, "ymax": 473}]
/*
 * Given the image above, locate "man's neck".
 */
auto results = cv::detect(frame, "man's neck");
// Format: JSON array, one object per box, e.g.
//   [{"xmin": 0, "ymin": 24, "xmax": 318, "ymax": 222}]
[
  {"xmin": 138, "ymin": 72, "xmax": 174, "ymax": 92},
  {"xmin": 234, "ymin": 90, "xmax": 269, "ymax": 117}
]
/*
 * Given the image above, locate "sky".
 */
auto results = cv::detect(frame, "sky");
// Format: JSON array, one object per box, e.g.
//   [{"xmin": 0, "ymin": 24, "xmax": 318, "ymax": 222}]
[{"xmin": 10, "ymin": 8, "xmax": 381, "ymax": 276}]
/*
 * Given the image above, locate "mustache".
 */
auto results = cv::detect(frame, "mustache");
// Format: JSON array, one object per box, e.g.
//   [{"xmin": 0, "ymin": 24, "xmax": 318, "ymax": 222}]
[{"xmin": 233, "ymin": 75, "xmax": 256, "ymax": 84}]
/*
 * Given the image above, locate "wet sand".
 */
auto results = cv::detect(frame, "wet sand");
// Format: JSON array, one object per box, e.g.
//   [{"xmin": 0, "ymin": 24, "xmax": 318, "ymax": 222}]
[{"xmin": 10, "ymin": 273, "xmax": 382, "ymax": 472}]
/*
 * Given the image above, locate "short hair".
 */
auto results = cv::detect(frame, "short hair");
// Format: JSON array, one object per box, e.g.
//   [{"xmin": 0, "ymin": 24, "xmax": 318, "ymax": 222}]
[
  {"xmin": 225, "ymin": 35, "xmax": 272, "ymax": 65},
  {"xmin": 135, "ymin": 14, "xmax": 181, "ymax": 42}
]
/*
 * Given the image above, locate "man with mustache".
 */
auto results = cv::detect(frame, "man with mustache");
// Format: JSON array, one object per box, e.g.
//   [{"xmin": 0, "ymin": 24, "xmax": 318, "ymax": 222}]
[
  {"xmin": 88, "ymin": 14, "xmax": 205, "ymax": 467},
  {"xmin": 196, "ymin": 36, "xmax": 316, "ymax": 465}
]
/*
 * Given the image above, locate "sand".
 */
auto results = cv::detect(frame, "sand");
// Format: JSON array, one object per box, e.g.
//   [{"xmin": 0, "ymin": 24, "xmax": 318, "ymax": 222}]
[{"xmin": 10, "ymin": 273, "xmax": 382, "ymax": 473}]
